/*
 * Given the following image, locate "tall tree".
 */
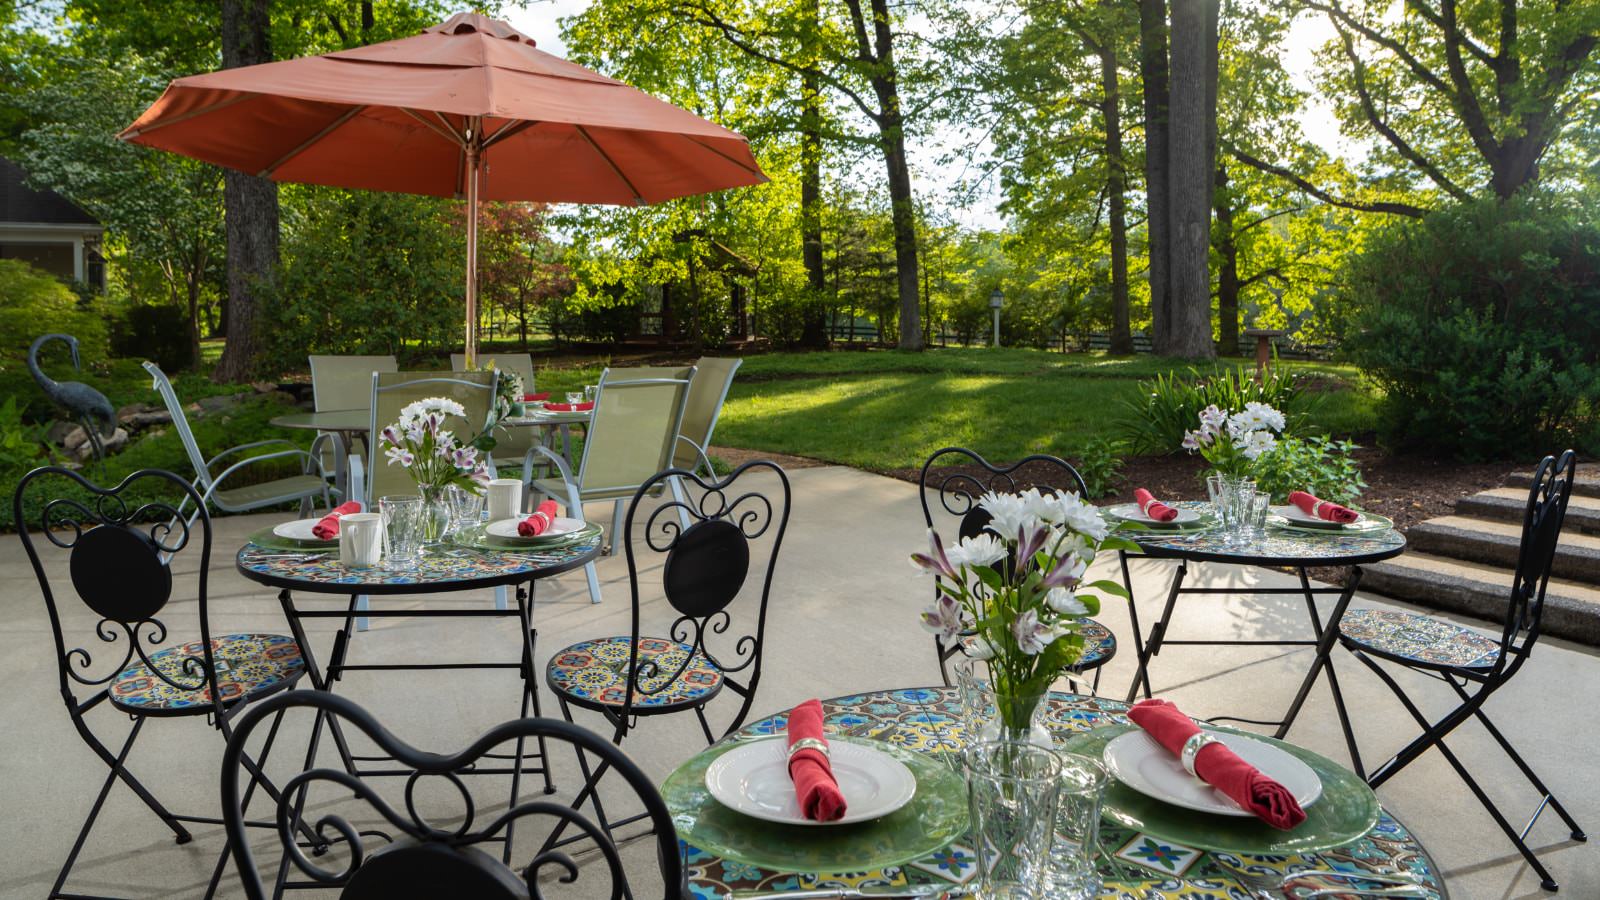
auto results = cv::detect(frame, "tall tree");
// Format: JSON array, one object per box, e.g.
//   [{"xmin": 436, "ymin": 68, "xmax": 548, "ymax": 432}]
[
  {"xmin": 1164, "ymin": 0, "xmax": 1218, "ymax": 358},
  {"xmin": 798, "ymin": 0, "xmax": 829, "ymax": 347},
  {"xmin": 1139, "ymin": 0, "xmax": 1172, "ymax": 351},
  {"xmin": 215, "ymin": 0, "xmax": 278, "ymax": 381},
  {"xmin": 1087, "ymin": 24, "xmax": 1133, "ymax": 354}
]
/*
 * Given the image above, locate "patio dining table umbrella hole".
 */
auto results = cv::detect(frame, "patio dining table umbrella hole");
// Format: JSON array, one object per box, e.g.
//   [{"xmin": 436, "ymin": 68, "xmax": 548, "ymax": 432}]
[{"xmin": 119, "ymin": 12, "xmax": 768, "ymax": 365}]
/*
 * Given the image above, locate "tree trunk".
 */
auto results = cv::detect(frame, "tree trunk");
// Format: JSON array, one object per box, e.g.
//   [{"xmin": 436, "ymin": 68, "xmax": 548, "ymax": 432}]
[
  {"xmin": 1164, "ymin": 0, "xmax": 1217, "ymax": 359},
  {"xmin": 1100, "ymin": 41, "xmax": 1133, "ymax": 355},
  {"xmin": 861, "ymin": 0, "xmax": 921, "ymax": 351},
  {"xmin": 216, "ymin": 0, "xmax": 279, "ymax": 382},
  {"xmin": 186, "ymin": 272, "xmax": 203, "ymax": 369},
  {"xmin": 799, "ymin": 67, "xmax": 828, "ymax": 348},
  {"xmin": 1139, "ymin": 0, "xmax": 1172, "ymax": 354},
  {"xmin": 1214, "ymin": 163, "xmax": 1239, "ymax": 356}
]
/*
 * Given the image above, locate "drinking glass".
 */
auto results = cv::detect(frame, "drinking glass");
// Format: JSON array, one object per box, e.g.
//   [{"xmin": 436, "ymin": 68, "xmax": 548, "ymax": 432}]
[
  {"xmin": 379, "ymin": 495, "xmax": 424, "ymax": 567},
  {"xmin": 584, "ymin": 384, "xmax": 598, "ymax": 404},
  {"xmin": 1245, "ymin": 490, "xmax": 1271, "ymax": 540},
  {"xmin": 445, "ymin": 484, "xmax": 484, "ymax": 536},
  {"xmin": 565, "ymin": 391, "xmax": 584, "ymax": 407},
  {"xmin": 964, "ymin": 741, "xmax": 1061, "ymax": 900},
  {"xmin": 1048, "ymin": 754, "xmax": 1109, "ymax": 900}
]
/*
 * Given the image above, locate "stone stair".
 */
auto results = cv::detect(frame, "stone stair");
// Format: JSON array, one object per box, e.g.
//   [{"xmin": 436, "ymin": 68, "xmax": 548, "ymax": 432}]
[{"xmin": 1362, "ymin": 465, "xmax": 1600, "ymax": 646}]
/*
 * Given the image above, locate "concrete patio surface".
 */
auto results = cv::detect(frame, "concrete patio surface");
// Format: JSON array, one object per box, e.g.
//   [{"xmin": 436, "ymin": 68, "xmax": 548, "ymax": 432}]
[{"xmin": 0, "ymin": 465, "xmax": 1594, "ymax": 898}]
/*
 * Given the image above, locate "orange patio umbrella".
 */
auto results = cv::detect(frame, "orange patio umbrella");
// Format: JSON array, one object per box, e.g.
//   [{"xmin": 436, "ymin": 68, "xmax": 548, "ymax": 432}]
[{"xmin": 120, "ymin": 12, "xmax": 767, "ymax": 364}]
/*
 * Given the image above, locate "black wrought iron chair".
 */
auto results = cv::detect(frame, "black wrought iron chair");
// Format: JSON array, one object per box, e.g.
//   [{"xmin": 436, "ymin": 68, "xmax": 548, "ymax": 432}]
[
  {"xmin": 14, "ymin": 466, "xmax": 307, "ymax": 900},
  {"xmin": 222, "ymin": 690, "xmax": 687, "ymax": 900},
  {"xmin": 1335, "ymin": 450, "xmax": 1584, "ymax": 892},
  {"xmin": 918, "ymin": 447, "xmax": 1118, "ymax": 690},
  {"xmin": 544, "ymin": 460, "xmax": 790, "ymax": 841}
]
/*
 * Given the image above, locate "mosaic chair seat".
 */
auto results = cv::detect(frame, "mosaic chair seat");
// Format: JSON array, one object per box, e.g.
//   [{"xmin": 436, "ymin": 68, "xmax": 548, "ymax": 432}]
[
  {"xmin": 222, "ymin": 690, "xmax": 686, "ymax": 900},
  {"xmin": 544, "ymin": 460, "xmax": 791, "ymax": 851},
  {"xmin": 918, "ymin": 447, "xmax": 1119, "ymax": 691},
  {"xmin": 1336, "ymin": 451, "xmax": 1585, "ymax": 892},
  {"xmin": 14, "ymin": 466, "xmax": 305, "ymax": 900}
]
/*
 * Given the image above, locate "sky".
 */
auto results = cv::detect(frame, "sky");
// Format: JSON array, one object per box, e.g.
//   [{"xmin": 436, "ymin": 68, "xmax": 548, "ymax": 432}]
[{"xmin": 503, "ymin": 1, "xmax": 1357, "ymax": 230}]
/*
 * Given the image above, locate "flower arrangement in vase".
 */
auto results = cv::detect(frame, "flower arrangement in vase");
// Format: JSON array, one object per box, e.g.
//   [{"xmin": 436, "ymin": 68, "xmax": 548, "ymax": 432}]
[
  {"xmin": 911, "ymin": 489, "xmax": 1138, "ymax": 743},
  {"xmin": 1181, "ymin": 401, "xmax": 1285, "ymax": 477},
  {"xmin": 377, "ymin": 397, "xmax": 492, "ymax": 539}
]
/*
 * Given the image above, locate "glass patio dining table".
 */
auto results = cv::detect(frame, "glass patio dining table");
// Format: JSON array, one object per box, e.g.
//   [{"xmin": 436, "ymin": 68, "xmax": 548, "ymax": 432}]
[{"xmin": 663, "ymin": 687, "xmax": 1447, "ymax": 900}]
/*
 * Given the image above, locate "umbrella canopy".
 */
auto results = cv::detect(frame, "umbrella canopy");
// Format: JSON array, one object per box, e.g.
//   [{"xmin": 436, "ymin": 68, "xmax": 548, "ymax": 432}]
[{"xmin": 120, "ymin": 12, "xmax": 767, "ymax": 362}]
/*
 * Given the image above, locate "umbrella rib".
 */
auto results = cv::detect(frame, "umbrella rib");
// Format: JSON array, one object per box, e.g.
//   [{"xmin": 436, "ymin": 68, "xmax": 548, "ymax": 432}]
[
  {"xmin": 680, "ymin": 134, "xmax": 765, "ymax": 179},
  {"xmin": 399, "ymin": 107, "xmax": 465, "ymax": 147},
  {"xmin": 575, "ymin": 125, "xmax": 644, "ymax": 205},
  {"xmin": 482, "ymin": 119, "xmax": 540, "ymax": 151},
  {"xmin": 258, "ymin": 105, "xmax": 367, "ymax": 177},
  {"xmin": 118, "ymin": 94, "xmax": 254, "ymax": 139}
]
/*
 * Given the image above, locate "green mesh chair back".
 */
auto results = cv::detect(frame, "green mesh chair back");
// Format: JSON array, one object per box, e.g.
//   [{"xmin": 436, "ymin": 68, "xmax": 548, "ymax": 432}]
[
  {"xmin": 364, "ymin": 371, "xmax": 497, "ymax": 505},
  {"xmin": 672, "ymin": 357, "xmax": 742, "ymax": 471},
  {"xmin": 309, "ymin": 355, "xmax": 399, "ymax": 411},
  {"xmin": 450, "ymin": 353, "xmax": 537, "ymax": 462},
  {"xmin": 575, "ymin": 366, "xmax": 694, "ymax": 496}
]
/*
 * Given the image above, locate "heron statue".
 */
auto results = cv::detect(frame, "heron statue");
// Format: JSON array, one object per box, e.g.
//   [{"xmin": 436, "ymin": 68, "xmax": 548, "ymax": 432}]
[{"xmin": 28, "ymin": 333, "xmax": 116, "ymax": 466}]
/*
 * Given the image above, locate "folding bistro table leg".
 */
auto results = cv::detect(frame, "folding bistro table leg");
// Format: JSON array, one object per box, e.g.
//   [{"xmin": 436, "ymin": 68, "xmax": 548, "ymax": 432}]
[
  {"xmin": 1124, "ymin": 560, "xmax": 1187, "ymax": 703},
  {"xmin": 1117, "ymin": 550, "xmax": 1152, "ymax": 701},
  {"xmin": 1274, "ymin": 566, "xmax": 1363, "ymax": 742}
]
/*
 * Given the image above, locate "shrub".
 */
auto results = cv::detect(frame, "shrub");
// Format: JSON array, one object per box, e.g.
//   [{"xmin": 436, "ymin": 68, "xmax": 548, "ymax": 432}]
[
  {"xmin": 1251, "ymin": 436, "xmax": 1366, "ymax": 506},
  {"xmin": 109, "ymin": 302, "xmax": 195, "ymax": 371},
  {"xmin": 1116, "ymin": 364, "xmax": 1309, "ymax": 455},
  {"xmin": 1072, "ymin": 436, "xmax": 1125, "ymax": 499},
  {"xmin": 1340, "ymin": 194, "xmax": 1600, "ymax": 459}
]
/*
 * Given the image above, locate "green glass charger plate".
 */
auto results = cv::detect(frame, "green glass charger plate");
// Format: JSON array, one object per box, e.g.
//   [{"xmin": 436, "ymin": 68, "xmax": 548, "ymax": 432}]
[
  {"xmin": 450, "ymin": 522, "xmax": 602, "ymax": 552},
  {"xmin": 1103, "ymin": 508, "xmax": 1220, "ymax": 536},
  {"xmin": 1267, "ymin": 511, "xmax": 1395, "ymax": 535},
  {"xmin": 245, "ymin": 526, "xmax": 338, "ymax": 553},
  {"xmin": 1062, "ymin": 724, "xmax": 1379, "ymax": 856},
  {"xmin": 663, "ymin": 737, "xmax": 969, "ymax": 873}
]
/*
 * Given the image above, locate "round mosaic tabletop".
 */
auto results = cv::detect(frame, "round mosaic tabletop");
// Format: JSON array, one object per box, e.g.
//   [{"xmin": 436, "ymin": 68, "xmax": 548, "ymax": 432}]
[
  {"xmin": 675, "ymin": 687, "xmax": 1447, "ymax": 900},
  {"xmin": 235, "ymin": 536, "xmax": 600, "ymax": 595},
  {"xmin": 1121, "ymin": 501, "xmax": 1407, "ymax": 567}
]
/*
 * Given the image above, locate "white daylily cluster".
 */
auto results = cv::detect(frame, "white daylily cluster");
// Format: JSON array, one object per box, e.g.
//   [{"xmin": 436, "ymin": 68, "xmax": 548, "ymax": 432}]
[
  {"xmin": 378, "ymin": 396, "xmax": 490, "ymax": 495},
  {"xmin": 911, "ymin": 488, "xmax": 1133, "ymax": 712},
  {"xmin": 1182, "ymin": 402, "xmax": 1287, "ymax": 474}
]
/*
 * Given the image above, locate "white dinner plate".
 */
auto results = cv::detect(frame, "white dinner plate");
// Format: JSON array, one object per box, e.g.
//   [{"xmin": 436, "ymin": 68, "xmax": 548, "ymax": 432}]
[
  {"xmin": 704, "ymin": 737, "xmax": 916, "ymax": 826},
  {"xmin": 1269, "ymin": 504, "xmax": 1357, "ymax": 528},
  {"xmin": 272, "ymin": 518, "xmax": 338, "ymax": 543},
  {"xmin": 485, "ymin": 517, "xmax": 586, "ymax": 540},
  {"xmin": 1104, "ymin": 502, "xmax": 1203, "ymax": 526},
  {"xmin": 1102, "ymin": 729, "xmax": 1322, "ymax": 817}
]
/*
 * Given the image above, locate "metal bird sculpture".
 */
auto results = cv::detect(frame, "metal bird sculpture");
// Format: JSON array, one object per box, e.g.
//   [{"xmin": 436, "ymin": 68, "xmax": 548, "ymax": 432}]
[{"xmin": 28, "ymin": 333, "xmax": 116, "ymax": 466}]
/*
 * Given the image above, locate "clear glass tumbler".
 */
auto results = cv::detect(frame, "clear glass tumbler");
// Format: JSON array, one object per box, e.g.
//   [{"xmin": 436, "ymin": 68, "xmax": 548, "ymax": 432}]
[
  {"xmin": 1245, "ymin": 490, "xmax": 1271, "ymax": 540},
  {"xmin": 964, "ymin": 741, "xmax": 1061, "ymax": 900},
  {"xmin": 565, "ymin": 391, "xmax": 583, "ymax": 407},
  {"xmin": 1048, "ymin": 753, "xmax": 1109, "ymax": 900},
  {"xmin": 379, "ymin": 495, "xmax": 424, "ymax": 567},
  {"xmin": 584, "ymin": 384, "xmax": 598, "ymax": 403},
  {"xmin": 445, "ymin": 484, "xmax": 484, "ymax": 536}
]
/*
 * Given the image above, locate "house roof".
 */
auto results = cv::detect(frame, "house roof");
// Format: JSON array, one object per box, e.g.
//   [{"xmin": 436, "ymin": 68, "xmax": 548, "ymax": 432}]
[{"xmin": 0, "ymin": 155, "xmax": 99, "ymax": 227}]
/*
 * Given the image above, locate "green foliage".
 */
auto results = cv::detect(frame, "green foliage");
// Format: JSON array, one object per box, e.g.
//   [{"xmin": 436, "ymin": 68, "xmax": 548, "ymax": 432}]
[
  {"xmin": 1073, "ymin": 437, "xmax": 1125, "ymax": 499},
  {"xmin": 1251, "ymin": 436, "xmax": 1366, "ymax": 506},
  {"xmin": 1116, "ymin": 365, "xmax": 1309, "ymax": 455},
  {"xmin": 0, "ymin": 396, "xmax": 46, "ymax": 474},
  {"xmin": 261, "ymin": 188, "xmax": 465, "ymax": 372},
  {"xmin": 108, "ymin": 301, "xmax": 195, "ymax": 371},
  {"xmin": 0, "ymin": 259, "xmax": 109, "ymax": 364},
  {"xmin": 1340, "ymin": 194, "xmax": 1600, "ymax": 459}
]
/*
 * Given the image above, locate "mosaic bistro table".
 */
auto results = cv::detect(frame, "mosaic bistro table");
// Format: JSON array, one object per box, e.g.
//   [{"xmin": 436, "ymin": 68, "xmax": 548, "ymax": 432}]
[
  {"xmin": 665, "ymin": 688, "xmax": 1447, "ymax": 900},
  {"xmin": 1113, "ymin": 501, "xmax": 1407, "ymax": 742},
  {"xmin": 236, "ymin": 534, "xmax": 601, "ymax": 802}
]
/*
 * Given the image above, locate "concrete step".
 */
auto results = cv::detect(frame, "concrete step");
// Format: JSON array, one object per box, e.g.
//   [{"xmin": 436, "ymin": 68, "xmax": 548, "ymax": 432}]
[
  {"xmin": 1361, "ymin": 552, "xmax": 1600, "ymax": 646},
  {"xmin": 1406, "ymin": 515, "xmax": 1600, "ymax": 584},
  {"xmin": 1508, "ymin": 464, "xmax": 1600, "ymax": 499},
  {"xmin": 1455, "ymin": 487, "xmax": 1600, "ymax": 534}
]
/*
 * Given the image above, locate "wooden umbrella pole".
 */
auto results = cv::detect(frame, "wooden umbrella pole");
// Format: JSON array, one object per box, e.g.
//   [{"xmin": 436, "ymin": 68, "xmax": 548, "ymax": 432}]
[{"xmin": 464, "ymin": 118, "xmax": 482, "ymax": 368}]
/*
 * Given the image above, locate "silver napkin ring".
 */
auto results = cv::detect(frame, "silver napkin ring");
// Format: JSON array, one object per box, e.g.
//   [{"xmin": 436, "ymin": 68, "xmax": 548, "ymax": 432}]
[
  {"xmin": 788, "ymin": 737, "xmax": 830, "ymax": 759},
  {"xmin": 1180, "ymin": 732, "xmax": 1220, "ymax": 777}
]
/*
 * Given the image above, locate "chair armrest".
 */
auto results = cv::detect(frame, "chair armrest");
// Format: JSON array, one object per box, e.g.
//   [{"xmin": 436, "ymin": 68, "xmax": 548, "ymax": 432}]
[
  {"xmin": 210, "ymin": 448, "xmax": 324, "ymax": 493},
  {"xmin": 308, "ymin": 431, "xmax": 346, "ymax": 465},
  {"xmin": 347, "ymin": 453, "xmax": 366, "ymax": 509},
  {"xmin": 530, "ymin": 443, "xmax": 576, "ymax": 487},
  {"xmin": 675, "ymin": 435, "xmax": 715, "ymax": 478},
  {"xmin": 205, "ymin": 438, "xmax": 303, "ymax": 469}
]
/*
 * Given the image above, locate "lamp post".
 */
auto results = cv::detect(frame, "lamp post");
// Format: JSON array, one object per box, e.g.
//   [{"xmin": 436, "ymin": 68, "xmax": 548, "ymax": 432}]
[{"xmin": 990, "ymin": 288, "xmax": 1003, "ymax": 348}]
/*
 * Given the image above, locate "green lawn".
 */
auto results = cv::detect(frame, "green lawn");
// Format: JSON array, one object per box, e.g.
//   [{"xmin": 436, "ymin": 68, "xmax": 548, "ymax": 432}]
[{"xmin": 534, "ymin": 347, "xmax": 1380, "ymax": 471}]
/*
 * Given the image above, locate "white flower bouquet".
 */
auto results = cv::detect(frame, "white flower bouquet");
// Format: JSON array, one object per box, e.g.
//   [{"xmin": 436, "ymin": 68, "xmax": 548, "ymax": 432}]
[
  {"xmin": 377, "ymin": 397, "xmax": 492, "ymax": 498},
  {"xmin": 1182, "ymin": 401, "xmax": 1286, "ymax": 477},
  {"xmin": 911, "ymin": 488, "xmax": 1138, "ymax": 733}
]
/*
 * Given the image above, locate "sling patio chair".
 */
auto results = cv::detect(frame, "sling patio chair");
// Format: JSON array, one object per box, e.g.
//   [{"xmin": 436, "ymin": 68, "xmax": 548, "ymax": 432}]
[
  {"xmin": 308, "ymin": 354, "xmax": 398, "ymax": 498},
  {"xmin": 451, "ymin": 352, "xmax": 545, "ymax": 480},
  {"xmin": 528, "ymin": 366, "xmax": 695, "ymax": 605},
  {"xmin": 1333, "ymin": 450, "xmax": 1585, "ymax": 892},
  {"xmin": 666, "ymin": 357, "xmax": 742, "ymax": 517},
  {"xmin": 145, "ymin": 361, "xmax": 332, "ymax": 526}
]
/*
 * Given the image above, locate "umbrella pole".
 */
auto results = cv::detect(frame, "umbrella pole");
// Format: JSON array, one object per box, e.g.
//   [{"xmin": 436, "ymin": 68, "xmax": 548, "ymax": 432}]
[{"xmin": 464, "ymin": 123, "xmax": 481, "ymax": 368}]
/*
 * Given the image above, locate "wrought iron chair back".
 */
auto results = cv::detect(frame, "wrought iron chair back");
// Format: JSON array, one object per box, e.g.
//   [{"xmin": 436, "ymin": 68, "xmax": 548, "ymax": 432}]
[
  {"xmin": 13, "ymin": 465, "xmax": 224, "ymax": 718},
  {"xmin": 1495, "ymin": 449, "xmax": 1577, "ymax": 677},
  {"xmin": 222, "ymin": 690, "xmax": 687, "ymax": 900},
  {"xmin": 619, "ymin": 461, "xmax": 792, "ymax": 735}
]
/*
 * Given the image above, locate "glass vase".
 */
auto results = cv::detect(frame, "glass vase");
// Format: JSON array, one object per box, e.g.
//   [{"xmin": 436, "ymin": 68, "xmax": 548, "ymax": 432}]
[
  {"xmin": 417, "ymin": 484, "xmax": 452, "ymax": 545},
  {"xmin": 955, "ymin": 657, "xmax": 1052, "ymax": 748}
]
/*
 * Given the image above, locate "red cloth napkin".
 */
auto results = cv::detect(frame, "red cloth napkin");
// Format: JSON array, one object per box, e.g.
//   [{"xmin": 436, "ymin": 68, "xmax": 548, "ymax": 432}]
[
  {"xmin": 1288, "ymin": 490, "xmax": 1358, "ymax": 524},
  {"xmin": 1133, "ymin": 488, "xmax": 1179, "ymax": 522},
  {"xmin": 311, "ymin": 501, "xmax": 363, "ymax": 540},
  {"xmin": 521, "ymin": 392, "xmax": 550, "ymax": 402},
  {"xmin": 517, "ymin": 500, "xmax": 560, "ymax": 537},
  {"xmin": 787, "ymin": 699, "xmax": 847, "ymax": 821},
  {"xmin": 543, "ymin": 401, "xmax": 594, "ymax": 412},
  {"xmin": 1127, "ymin": 699, "xmax": 1306, "ymax": 830}
]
